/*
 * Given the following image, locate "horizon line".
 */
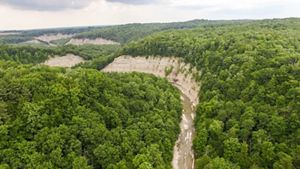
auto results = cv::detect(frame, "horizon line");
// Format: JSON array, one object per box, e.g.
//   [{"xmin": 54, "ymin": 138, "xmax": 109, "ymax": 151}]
[{"xmin": 0, "ymin": 17, "xmax": 299, "ymax": 32}]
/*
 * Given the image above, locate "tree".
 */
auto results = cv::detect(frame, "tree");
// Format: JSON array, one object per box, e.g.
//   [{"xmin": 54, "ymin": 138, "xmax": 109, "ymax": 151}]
[
  {"xmin": 72, "ymin": 156, "xmax": 92, "ymax": 169},
  {"xmin": 204, "ymin": 157, "xmax": 240, "ymax": 169},
  {"xmin": 273, "ymin": 152, "xmax": 293, "ymax": 169},
  {"xmin": 223, "ymin": 138, "xmax": 241, "ymax": 163}
]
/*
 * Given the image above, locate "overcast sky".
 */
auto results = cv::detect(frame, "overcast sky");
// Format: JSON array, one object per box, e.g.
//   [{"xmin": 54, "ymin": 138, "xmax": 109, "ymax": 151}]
[{"xmin": 0, "ymin": 0, "xmax": 299, "ymax": 30}]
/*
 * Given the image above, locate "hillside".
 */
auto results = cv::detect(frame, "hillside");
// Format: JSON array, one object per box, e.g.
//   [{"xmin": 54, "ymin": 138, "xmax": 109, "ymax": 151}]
[
  {"xmin": 73, "ymin": 20, "xmax": 247, "ymax": 44},
  {"xmin": 0, "ymin": 20, "xmax": 246, "ymax": 45},
  {"xmin": 0, "ymin": 18, "xmax": 299, "ymax": 169},
  {"xmin": 120, "ymin": 18, "xmax": 300, "ymax": 168},
  {"xmin": 0, "ymin": 44, "xmax": 119, "ymax": 69},
  {"xmin": 102, "ymin": 56, "xmax": 200, "ymax": 169}
]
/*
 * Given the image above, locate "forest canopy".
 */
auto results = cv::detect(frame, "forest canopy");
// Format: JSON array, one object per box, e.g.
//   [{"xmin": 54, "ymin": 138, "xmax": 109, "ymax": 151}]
[{"xmin": 0, "ymin": 61, "xmax": 182, "ymax": 168}]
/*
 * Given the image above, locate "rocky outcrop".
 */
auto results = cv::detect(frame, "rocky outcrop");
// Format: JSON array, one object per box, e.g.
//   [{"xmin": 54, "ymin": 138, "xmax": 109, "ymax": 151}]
[{"xmin": 102, "ymin": 55, "xmax": 200, "ymax": 169}]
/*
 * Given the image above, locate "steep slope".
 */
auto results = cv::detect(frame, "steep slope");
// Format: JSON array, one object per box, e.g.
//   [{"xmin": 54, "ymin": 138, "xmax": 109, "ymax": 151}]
[
  {"xmin": 66, "ymin": 38, "xmax": 119, "ymax": 45},
  {"xmin": 119, "ymin": 18, "xmax": 300, "ymax": 168},
  {"xmin": 102, "ymin": 55, "xmax": 200, "ymax": 169},
  {"xmin": 0, "ymin": 45, "xmax": 119, "ymax": 69}
]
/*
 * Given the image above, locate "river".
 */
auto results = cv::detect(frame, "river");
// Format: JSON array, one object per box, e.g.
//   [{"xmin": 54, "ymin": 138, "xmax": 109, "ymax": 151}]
[{"xmin": 172, "ymin": 91, "xmax": 195, "ymax": 169}]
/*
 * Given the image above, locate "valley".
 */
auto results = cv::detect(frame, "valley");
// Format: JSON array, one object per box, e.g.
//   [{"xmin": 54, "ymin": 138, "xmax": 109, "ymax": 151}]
[
  {"xmin": 103, "ymin": 55, "xmax": 200, "ymax": 169},
  {"xmin": 0, "ymin": 18, "xmax": 299, "ymax": 169}
]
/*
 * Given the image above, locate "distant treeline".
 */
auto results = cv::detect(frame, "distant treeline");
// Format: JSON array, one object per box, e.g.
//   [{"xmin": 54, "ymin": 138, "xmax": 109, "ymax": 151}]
[
  {"xmin": 73, "ymin": 19, "xmax": 246, "ymax": 43},
  {"xmin": 0, "ymin": 19, "xmax": 248, "ymax": 44}
]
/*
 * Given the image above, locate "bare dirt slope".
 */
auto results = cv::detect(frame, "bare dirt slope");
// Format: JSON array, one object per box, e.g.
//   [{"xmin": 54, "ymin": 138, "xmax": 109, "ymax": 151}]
[
  {"xmin": 35, "ymin": 33, "xmax": 74, "ymax": 43},
  {"xmin": 102, "ymin": 55, "xmax": 199, "ymax": 105},
  {"xmin": 102, "ymin": 55, "xmax": 200, "ymax": 169},
  {"xmin": 66, "ymin": 38, "xmax": 120, "ymax": 45},
  {"xmin": 44, "ymin": 54, "xmax": 84, "ymax": 68},
  {"xmin": 21, "ymin": 39, "xmax": 43, "ymax": 45}
]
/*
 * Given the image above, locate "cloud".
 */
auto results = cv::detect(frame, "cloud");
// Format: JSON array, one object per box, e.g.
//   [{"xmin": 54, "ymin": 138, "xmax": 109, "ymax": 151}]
[
  {"xmin": 0, "ymin": 0, "xmax": 98, "ymax": 11},
  {"xmin": 169, "ymin": 0, "xmax": 285, "ymax": 10},
  {"xmin": 0, "ymin": 0, "xmax": 299, "ymax": 30},
  {"xmin": 210, "ymin": 4, "xmax": 284, "ymax": 19},
  {"xmin": 106, "ymin": 0, "xmax": 158, "ymax": 5},
  {"xmin": 174, "ymin": 4, "xmax": 215, "ymax": 11}
]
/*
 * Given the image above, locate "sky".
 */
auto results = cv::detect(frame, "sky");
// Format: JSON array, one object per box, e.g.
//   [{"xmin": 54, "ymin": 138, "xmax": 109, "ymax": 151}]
[{"xmin": 0, "ymin": 0, "xmax": 299, "ymax": 30}]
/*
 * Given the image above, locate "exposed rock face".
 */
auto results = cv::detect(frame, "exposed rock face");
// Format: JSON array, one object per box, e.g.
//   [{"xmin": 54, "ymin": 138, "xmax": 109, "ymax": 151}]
[
  {"xmin": 44, "ymin": 54, "xmax": 84, "ymax": 68},
  {"xmin": 102, "ymin": 55, "xmax": 200, "ymax": 169},
  {"xmin": 66, "ymin": 38, "xmax": 120, "ymax": 45},
  {"xmin": 102, "ymin": 55, "xmax": 199, "ymax": 106},
  {"xmin": 21, "ymin": 39, "xmax": 42, "ymax": 45},
  {"xmin": 35, "ymin": 33, "xmax": 74, "ymax": 43}
]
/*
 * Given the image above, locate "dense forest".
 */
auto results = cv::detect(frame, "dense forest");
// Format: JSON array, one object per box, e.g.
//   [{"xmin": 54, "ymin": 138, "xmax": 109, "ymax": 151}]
[
  {"xmin": 0, "ymin": 18, "xmax": 299, "ymax": 169},
  {"xmin": 0, "ymin": 61, "xmax": 182, "ymax": 168},
  {"xmin": 120, "ymin": 18, "xmax": 300, "ymax": 168},
  {"xmin": 73, "ymin": 19, "xmax": 245, "ymax": 44}
]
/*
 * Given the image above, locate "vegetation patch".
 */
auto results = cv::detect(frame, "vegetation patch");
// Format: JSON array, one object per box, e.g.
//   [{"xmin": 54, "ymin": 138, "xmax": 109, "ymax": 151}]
[
  {"xmin": 0, "ymin": 62, "xmax": 182, "ymax": 168},
  {"xmin": 164, "ymin": 66, "xmax": 174, "ymax": 77}
]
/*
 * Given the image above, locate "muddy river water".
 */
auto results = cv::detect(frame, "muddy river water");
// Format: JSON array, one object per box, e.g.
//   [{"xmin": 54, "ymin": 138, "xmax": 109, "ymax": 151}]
[{"xmin": 172, "ymin": 92, "xmax": 195, "ymax": 169}]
